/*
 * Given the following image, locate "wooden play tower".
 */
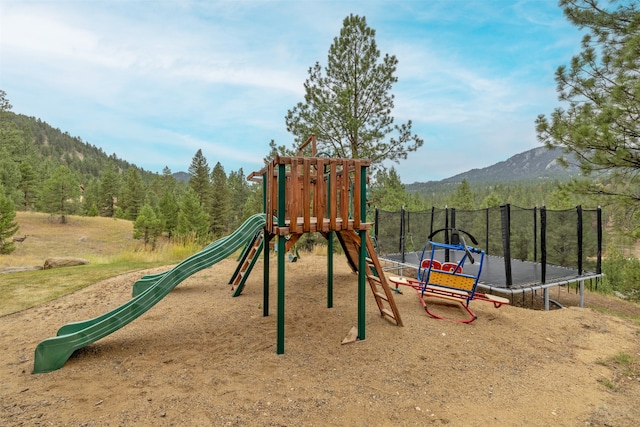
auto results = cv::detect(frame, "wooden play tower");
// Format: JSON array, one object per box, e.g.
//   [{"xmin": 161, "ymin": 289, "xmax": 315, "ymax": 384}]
[{"xmin": 245, "ymin": 135, "xmax": 402, "ymax": 353}]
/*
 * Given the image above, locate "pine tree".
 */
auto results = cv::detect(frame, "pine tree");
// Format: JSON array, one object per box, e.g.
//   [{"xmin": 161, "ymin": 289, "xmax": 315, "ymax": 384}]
[
  {"xmin": 369, "ymin": 166, "xmax": 408, "ymax": 211},
  {"xmin": 228, "ymin": 168, "xmax": 250, "ymax": 230},
  {"xmin": 450, "ymin": 179, "xmax": 475, "ymax": 210},
  {"xmin": 188, "ymin": 149, "xmax": 211, "ymax": 208},
  {"xmin": 480, "ymin": 192, "xmax": 502, "ymax": 209},
  {"xmin": 119, "ymin": 168, "xmax": 146, "ymax": 220},
  {"xmin": 285, "ymin": 14, "xmax": 423, "ymax": 168},
  {"xmin": 0, "ymin": 146, "xmax": 21, "ymax": 206},
  {"xmin": 82, "ymin": 178, "xmax": 101, "ymax": 216},
  {"xmin": 18, "ymin": 161, "xmax": 38, "ymax": 210},
  {"xmin": 158, "ymin": 189, "xmax": 179, "ymax": 238},
  {"xmin": 40, "ymin": 165, "xmax": 81, "ymax": 224},
  {"xmin": 536, "ymin": 0, "xmax": 640, "ymax": 212},
  {"xmin": 99, "ymin": 162, "xmax": 121, "ymax": 217},
  {"xmin": 133, "ymin": 204, "xmax": 162, "ymax": 249},
  {"xmin": 0, "ymin": 90, "xmax": 32, "ymax": 206},
  {"xmin": 176, "ymin": 187, "xmax": 210, "ymax": 243},
  {"xmin": 0, "ymin": 185, "xmax": 19, "ymax": 254},
  {"xmin": 210, "ymin": 162, "xmax": 230, "ymax": 238}
]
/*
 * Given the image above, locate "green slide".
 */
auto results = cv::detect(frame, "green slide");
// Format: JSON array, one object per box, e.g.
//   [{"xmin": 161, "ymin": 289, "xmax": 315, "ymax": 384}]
[
  {"xmin": 33, "ymin": 213, "xmax": 266, "ymax": 374},
  {"xmin": 130, "ymin": 235, "xmax": 246, "ymax": 297}
]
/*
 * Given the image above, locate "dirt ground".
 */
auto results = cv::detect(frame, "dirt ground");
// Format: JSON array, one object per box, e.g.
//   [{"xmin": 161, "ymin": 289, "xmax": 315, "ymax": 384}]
[{"xmin": 2, "ymin": 254, "xmax": 640, "ymax": 426}]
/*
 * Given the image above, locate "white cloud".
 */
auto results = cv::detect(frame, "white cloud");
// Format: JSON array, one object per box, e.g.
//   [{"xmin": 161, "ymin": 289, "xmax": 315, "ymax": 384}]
[{"xmin": 1, "ymin": 0, "xmax": 583, "ymax": 182}]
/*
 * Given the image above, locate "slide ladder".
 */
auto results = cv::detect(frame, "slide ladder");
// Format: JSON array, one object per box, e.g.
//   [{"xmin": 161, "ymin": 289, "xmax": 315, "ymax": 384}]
[
  {"xmin": 230, "ymin": 230, "xmax": 264, "ymax": 297},
  {"xmin": 336, "ymin": 230, "xmax": 403, "ymax": 326}
]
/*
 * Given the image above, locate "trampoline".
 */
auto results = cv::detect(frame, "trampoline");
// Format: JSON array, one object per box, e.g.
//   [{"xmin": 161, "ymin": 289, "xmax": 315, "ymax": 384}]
[{"xmin": 374, "ymin": 205, "xmax": 604, "ymax": 309}]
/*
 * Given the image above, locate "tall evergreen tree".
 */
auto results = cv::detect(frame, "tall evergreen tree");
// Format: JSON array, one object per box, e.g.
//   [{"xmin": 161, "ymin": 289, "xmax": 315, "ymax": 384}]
[
  {"xmin": 0, "ymin": 184, "xmax": 19, "ymax": 254},
  {"xmin": 243, "ymin": 183, "xmax": 265, "ymax": 220},
  {"xmin": 158, "ymin": 189, "xmax": 179, "ymax": 238},
  {"xmin": 0, "ymin": 147, "xmax": 21, "ymax": 206},
  {"xmin": 450, "ymin": 179, "xmax": 475, "ymax": 210},
  {"xmin": 210, "ymin": 162, "xmax": 230, "ymax": 237},
  {"xmin": 176, "ymin": 187, "xmax": 210, "ymax": 243},
  {"xmin": 228, "ymin": 168, "xmax": 250, "ymax": 230},
  {"xmin": 536, "ymin": 0, "xmax": 640, "ymax": 217},
  {"xmin": 285, "ymin": 14, "xmax": 423, "ymax": 168},
  {"xmin": 133, "ymin": 204, "xmax": 162, "ymax": 249},
  {"xmin": 82, "ymin": 177, "xmax": 101, "ymax": 216},
  {"xmin": 161, "ymin": 166, "xmax": 177, "ymax": 193},
  {"xmin": 369, "ymin": 166, "xmax": 408, "ymax": 211},
  {"xmin": 40, "ymin": 165, "xmax": 81, "ymax": 223},
  {"xmin": 480, "ymin": 192, "xmax": 502, "ymax": 209},
  {"xmin": 119, "ymin": 168, "xmax": 146, "ymax": 220},
  {"xmin": 0, "ymin": 91, "xmax": 23, "ymax": 205},
  {"xmin": 99, "ymin": 162, "xmax": 120, "ymax": 217},
  {"xmin": 18, "ymin": 161, "xmax": 38, "ymax": 210},
  {"xmin": 188, "ymin": 149, "xmax": 211, "ymax": 208}
]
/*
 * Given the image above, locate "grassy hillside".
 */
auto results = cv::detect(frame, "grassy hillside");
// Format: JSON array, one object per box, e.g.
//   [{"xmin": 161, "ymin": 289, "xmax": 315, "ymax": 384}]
[
  {"xmin": 1, "ymin": 212, "xmax": 137, "ymax": 268},
  {"xmin": 0, "ymin": 212, "xmax": 203, "ymax": 316}
]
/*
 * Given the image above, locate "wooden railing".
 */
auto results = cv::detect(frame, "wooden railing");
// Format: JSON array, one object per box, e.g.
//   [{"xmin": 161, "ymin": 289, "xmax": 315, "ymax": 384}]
[{"xmin": 250, "ymin": 155, "xmax": 371, "ymax": 236}]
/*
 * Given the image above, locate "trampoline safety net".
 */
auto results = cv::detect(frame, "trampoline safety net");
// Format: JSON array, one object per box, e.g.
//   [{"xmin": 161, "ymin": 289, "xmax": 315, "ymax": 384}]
[{"xmin": 374, "ymin": 204, "xmax": 602, "ymax": 289}]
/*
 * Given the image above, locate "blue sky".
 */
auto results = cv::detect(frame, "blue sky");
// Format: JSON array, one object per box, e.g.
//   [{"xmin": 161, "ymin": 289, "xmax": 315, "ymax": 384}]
[{"xmin": 0, "ymin": 0, "xmax": 584, "ymax": 183}]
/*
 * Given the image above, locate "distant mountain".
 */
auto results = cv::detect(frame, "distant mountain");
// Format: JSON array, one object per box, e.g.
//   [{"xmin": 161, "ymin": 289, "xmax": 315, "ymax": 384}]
[
  {"xmin": 172, "ymin": 171, "xmax": 190, "ymax": 183},
  {"xmin": 406, "ymin": 146, "xmax": 581, "ymax": 192}
]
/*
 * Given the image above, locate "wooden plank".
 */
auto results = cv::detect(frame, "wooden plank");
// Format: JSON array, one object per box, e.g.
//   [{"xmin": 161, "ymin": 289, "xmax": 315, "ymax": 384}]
[
  {"xmin": 340, "ymin": 160, "xmax": 349, "ymax": 230},
  {"xmin": 341, "ymin": 326, "xmax": 359, "ymax": 344},
  {"xmin": 373, "ymin": 291, "xmax": 389, "ymax": 302},
  {"xmin": 316, "ymin": 158, "xmax": 325, "ymax": 227},
  {"xmin": 367, "ymin": 274, "xmax": 382, "ymax": 285},
  {"xmin": 381, "ymin": 309, "xmax": 396, "ymax": 320},
  {"xmin": 303, "ymin": 158, "xmax": 311, "ymax": 231},
  {"xmin": 329, "ymin": 160, "xmax": 337, "ymax": 230},
  {"xmin": 353, "ymin": 162, "xmax": 362, "ymax": 228},
  {"xmin": 266, "ymin": 161, "xmax": 274, "ymax": 233},
  {"xmin": 290, "ymin": 159, "xmax": 298, "ymax": 234}
]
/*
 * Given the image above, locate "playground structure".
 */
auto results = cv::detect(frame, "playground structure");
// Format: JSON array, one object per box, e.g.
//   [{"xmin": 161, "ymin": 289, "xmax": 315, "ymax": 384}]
[
  {"xmin": 240, "ymin": 135, "xmax": 402, "ymax": 353},
  {"xmin": 376, "ymin": 205, "xmax": 603, "ymax": 309},
  {"xmin": 33, "ymin": 135, "xmax": 402, "ymax": 373},
  {"xmin": 389, "ymin": 227, "xmax": 509, "ymax": 323}
]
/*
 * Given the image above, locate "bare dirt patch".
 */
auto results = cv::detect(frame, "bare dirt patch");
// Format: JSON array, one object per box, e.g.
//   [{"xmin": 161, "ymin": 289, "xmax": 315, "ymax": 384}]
[{"xmin": 1, "ymin": 255, "xmax": 640, "ymax": 426}]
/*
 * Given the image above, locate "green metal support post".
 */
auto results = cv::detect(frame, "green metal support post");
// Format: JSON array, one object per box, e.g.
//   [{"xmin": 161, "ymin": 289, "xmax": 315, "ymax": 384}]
[
  {"xmin": 277, "ymin": 163, "xmax": 286, "ymax": 354},
  {"xmin": 358, "ymin": 165, "xmax": 367, "ymax": 340},
  {"xmin": 262, "ymin": 171, "xmax": 270, "ymax": 317},
  {"xmin": 326, "ymin": 168, "xmax": 334, "ymax": 309}
]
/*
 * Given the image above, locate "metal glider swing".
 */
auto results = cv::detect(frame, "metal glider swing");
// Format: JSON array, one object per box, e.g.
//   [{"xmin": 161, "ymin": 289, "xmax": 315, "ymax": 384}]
[{"xmin": 390, "ymin": 228, "xmax": 509, "ymax": 323}]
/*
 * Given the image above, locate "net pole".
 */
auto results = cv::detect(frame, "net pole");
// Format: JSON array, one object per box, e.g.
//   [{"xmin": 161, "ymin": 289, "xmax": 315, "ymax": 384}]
[
  {"xmin": 533, "ymin": 207, "xmax": 538, "ymax": 262},
  {"xmin": 445, "ymin": 207, "xmax": 450, "ymax": 262},
  {"xmin": 501, "ymin": 204, "xmax": 513, "ymax": 288},
  {"xmin": 577, "ymin": 205, "xmax": 583, "ymax": 275},
  {"xmin": 543, "ymin": 205, "xmax": 548, "ymax": 310},
  {"xmin": 485, "ymin": 207, "xmax": 489, "ymax": 253},
  {"xmin": 400, "ymin": 206, "xmax": 406, "ymax": 264},
  {"xmin": 597, "ymin": 206, "xmax": 602, "ymax": 275}
]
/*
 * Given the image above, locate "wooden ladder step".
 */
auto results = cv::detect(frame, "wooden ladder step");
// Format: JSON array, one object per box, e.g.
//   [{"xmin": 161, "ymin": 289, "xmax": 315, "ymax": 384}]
[
  {"xmin": 367, "ymin": 274, "xmax": 381, "ymax": 284},
  {"xmin": 374, "ymin": 291, "xmax": 389, "ymax": 302},
  {"xmin": 381, "ymin": 308, "xmax": 396, "ymax": 320}
]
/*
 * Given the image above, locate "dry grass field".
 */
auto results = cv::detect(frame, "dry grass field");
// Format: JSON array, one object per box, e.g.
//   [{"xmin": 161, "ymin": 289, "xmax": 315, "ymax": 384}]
[{"xmin": 1, "ymin": 212, "xmax": 138, "ymax": 268}]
